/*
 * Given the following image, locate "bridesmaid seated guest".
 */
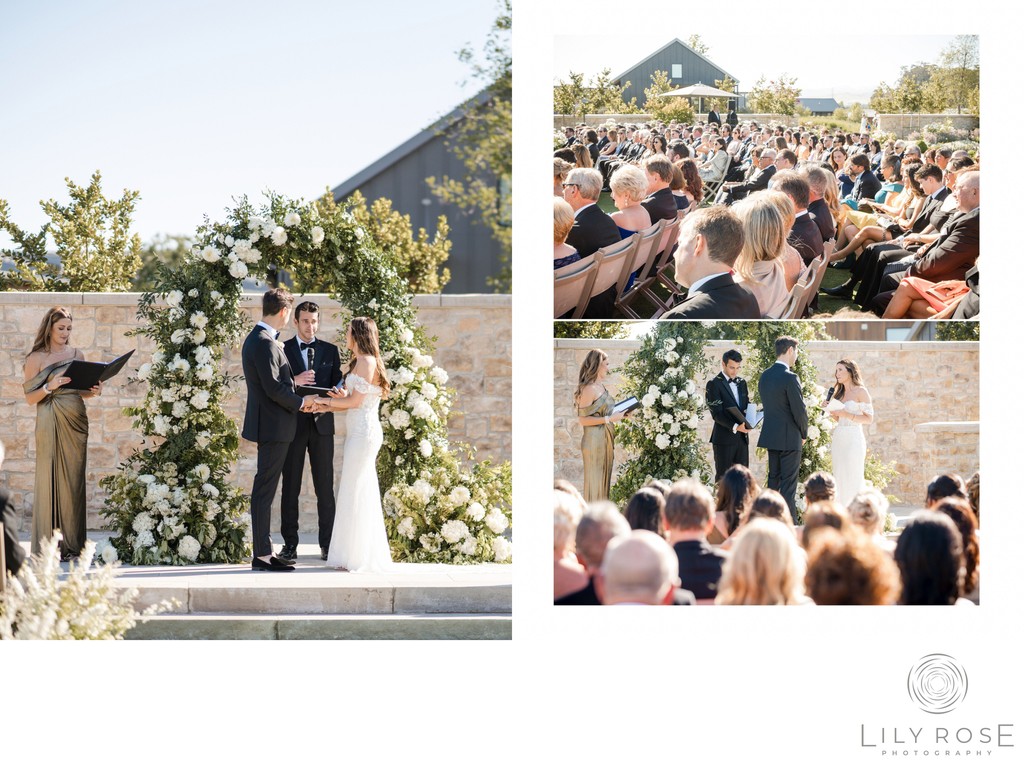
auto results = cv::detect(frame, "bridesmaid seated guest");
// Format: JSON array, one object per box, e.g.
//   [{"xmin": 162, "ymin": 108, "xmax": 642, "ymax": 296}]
[
  {"xmin": 23, "ymin": 307, "xmax": 102, "ymax": 561},
  {"xmin": 553, "ymin": 198, "xmax": 580, "ymax": 270},
  {"xmin": 804, "ymin": 528, "xmax": 900, "ymax": 605}
]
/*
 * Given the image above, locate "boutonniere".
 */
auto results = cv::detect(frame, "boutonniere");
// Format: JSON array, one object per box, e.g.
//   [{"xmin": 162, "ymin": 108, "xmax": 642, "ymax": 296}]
[{"xmin": 275, "ymin": 340, "xmax": 285, "ymax": 350}]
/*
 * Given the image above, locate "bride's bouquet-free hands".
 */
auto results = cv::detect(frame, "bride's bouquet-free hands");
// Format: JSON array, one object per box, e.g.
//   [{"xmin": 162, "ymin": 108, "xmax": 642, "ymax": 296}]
[{"xmin": 826, "ymin": 398, "xmax": 847, "ymax": 421}]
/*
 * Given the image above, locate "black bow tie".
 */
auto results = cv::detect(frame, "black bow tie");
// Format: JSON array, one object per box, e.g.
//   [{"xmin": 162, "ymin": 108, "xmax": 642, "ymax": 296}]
[
  {"xmin": 728, "ymin": 378, "xmax": 739, "ymax": 384},
  {"xmin": 299, "ymin": 341, "xmax": 315, "ymax": 351}
]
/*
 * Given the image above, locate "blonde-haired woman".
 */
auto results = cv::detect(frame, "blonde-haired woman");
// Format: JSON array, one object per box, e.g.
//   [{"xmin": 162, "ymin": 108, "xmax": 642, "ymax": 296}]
[
  {"xmin": 734, "ymin": 192, "xmax": 802, "ymax": 318},
  {"xmin": 716, "ymin": 518, "xmax": 811, "ymax": 605},
  {"xmin": 554, "ymin": 197, "xmax": 580, "ymax": 270},
  {"xmin": 608, "ymin": 165, "xmax": 652, "ymax": 236},
  {"xmin": 575, "ymin": 350, "xmax": 628, "ymax": 502},
  {"xmin": 312, "ymin": 317, "xmax": 392, "ymax": 572},
  {"xmin": 23, "ymin": 307, "xmax": 102, "ymax": 560}
]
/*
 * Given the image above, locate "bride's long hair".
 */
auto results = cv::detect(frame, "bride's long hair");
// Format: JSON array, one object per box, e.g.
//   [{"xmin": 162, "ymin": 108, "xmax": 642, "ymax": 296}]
[
  {"xmin": 346, "ymin": 317, "xmax": 390, "ymax": 398},
  {"xmin": 834, "ymin": 358, "xmax": 863, "ymax": 402},
  {"xmin": 574, "ymin": 349, "xmax": 607, "ymax": 406}
]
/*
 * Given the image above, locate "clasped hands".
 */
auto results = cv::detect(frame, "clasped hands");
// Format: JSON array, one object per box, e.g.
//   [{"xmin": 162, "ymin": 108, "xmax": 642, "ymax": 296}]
[{"xmin": 300, "ymin": 386, "xmax": 347, "ymax": 413}]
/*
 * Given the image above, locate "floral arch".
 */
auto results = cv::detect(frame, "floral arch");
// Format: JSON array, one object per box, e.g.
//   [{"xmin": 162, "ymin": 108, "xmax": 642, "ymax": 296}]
[{"xmin": 100, "ymin": 192, "xmax": 511, "ymax": 565}]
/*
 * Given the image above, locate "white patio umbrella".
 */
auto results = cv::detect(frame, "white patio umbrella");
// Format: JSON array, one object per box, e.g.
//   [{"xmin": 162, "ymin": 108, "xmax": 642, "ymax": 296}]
[{"xmin": 660, "ymin": 83, "xmax": 737, "ymax": 115}]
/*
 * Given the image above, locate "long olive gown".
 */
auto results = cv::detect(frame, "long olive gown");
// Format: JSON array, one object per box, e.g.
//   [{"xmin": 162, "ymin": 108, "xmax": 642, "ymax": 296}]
[
  {"xmin": 578, "ymin": 390, "xmax": 615, "ymax": 503},
  {"xmin": 24, "ymin": 360, "xmax": 89, "ymax": 557}
]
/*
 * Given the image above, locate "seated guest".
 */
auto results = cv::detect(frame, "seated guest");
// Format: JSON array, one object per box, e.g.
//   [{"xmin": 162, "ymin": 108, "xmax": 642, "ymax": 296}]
[
  {"xmin": 662, "ymin": 207, "xmax": 760, "ymax": 319},
  {"xmin": 733, "ymin": 192, "xmax": 805, "ymax": 317},
  {"xmin": 933, "ymin": 498, "xmax": 980, "ymax": 604},
  {"xmin": 669, "ymin": 165, "xmax": 691, "ymax": 212},
  {"xmin": 623, "ymin": 486, "xmax": 665, "ymax": 535},
  {"xmin": 804, "ymin": 471, "xmax": 836, "ymax": 504},
  {"xmin": 801, "ymin": 500, "xmax": 849, "ymax": 551},
  {"xmin": 553, "ymin": 198, "xmax": 580, "ymax": 270},
  {"xmin": 598, "ymin": 128, "xmax": 618, "ymax": 157},
  {"xmin": 1, "ymin": 439, "xmax": 27, "ymax": 578},
  {"xmin": 554, "ymin": 488, "xmax": 587, "ymax": 601},
  {"xmin": 804, "ymin": 528, "xmax": 900, "ymax": 605},
  {"xmin": 965, "ymin": 471, "xmax": 980, "ymax": 522},
  {"xmin": 662, "ymin": 479, "xmax": 727, "ymax": 602},
  {"xmin": 925, "ymin": 472, "xmax": 968, "ymax": 507},
  {"xmin": 768, "ymin": 149, "xmax": 797, "ymax": 186},
  {"xmin": 596, "ymin": 530, "xmax": 685, "ymax": 606},
  {"xmin": 718, "ymin": 148, "xmax": 776, "ymax": 205},
  {"xmin": 571, "ymin": 142, "xmax": 593, "ymax": 169},
  {"xmin": 848, "ymin": 489, "xmax": 894, "ymax": 552},
  {"xmin": 608, "ymin": 165, "xmax": 653, "ymax": 236},
  {"xmin": 555, "ymin": 501, "xmax": 631, "ymax": 605},
  {"xmin": 560, "ymin": 126, "xmax": 576, "ymax": 147},
  {"xmin": 842, "ymin": 154, "xmax": 882, "ymax": 206},
  {"xmin": 744, "ymin": 490, "xmax": 796, "ymax": 535},
  {"xmin": 803, "ymin": 166, "xmax": 837, "ymax": 242},
  {"xmin": 711, "ymin": 464, "xmax": 759, "ymax": 546},
  {"xmin": 773, "ymin": 171, "xmax": 824, "ymax": 266},
  {"xmin": 562, "ymin": 167, "xmax": 621, "ymax": 269},
  {"xmin": 554, "ymin": 157, "xmax": 573, "ymax": 198},
  {"xmin": 668, "ymin": 140, "xmax": 690, "ymax": 161},
  {"xmin": 554, "ymin": 147, "xmax": 576, "ymax": 163},
  {"xmin": 642, "ymin": 155, "xmax": 680, "ymax": 222},
  {"xmin": 698, "ymin": 138, "xmax": 731, "ymax": 184},
  {"xmin": 895, "ymin": 511, "xmax": 971, "ymax": 606},
  {"xmin": 585, "ymin": 129, "xmax": 600, "ymax": 163},
  {"xmin": 675, "ymin": 158, "xmax": 703, "ymax": 209},
  {"xmin": 948, "ymin": 263, "xmax": 979, "ymax": 319},
  {"xmin": 715, "ymin": 518, "xmax": 809, "ymax": 605},
  {"xmin": 881, "ymin": 272, "xmax": 972, "ymax": 319}
]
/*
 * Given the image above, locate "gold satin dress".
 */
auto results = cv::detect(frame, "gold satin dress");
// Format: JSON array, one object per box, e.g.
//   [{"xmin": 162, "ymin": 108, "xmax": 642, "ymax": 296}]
[
  {"xmin": 578, "ymin": 390, "xmax": 615, "ymax": 503},
  {"xmin": 24, "ymin": 360, "xmax": 89, "ymax": 557}
]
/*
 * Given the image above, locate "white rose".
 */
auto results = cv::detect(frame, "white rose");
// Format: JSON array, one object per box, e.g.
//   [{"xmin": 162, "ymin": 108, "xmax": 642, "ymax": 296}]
[
  {"xmin": 411, "ymin": 400, "xmax": 435, "ymax": 421},
  {"xmin": 170, "ymin": 329, "xmax": 188, "ymax": 344},
  {"xmin": 190, "ymin": 312, "xmax": 208, "ymax": 329},
  {"xmin": 388, "ymin": 409, "xmax": 411, "ymax": 429},
  {"xmin": 194, "ymin": 346, "xmax": 212, "ymax": 365},
  {"xmin": 397, "ymin": 517, "xmax": 416, "ymax": 538},
  {"xmin": 399, "ymin": 328, "xmax": 414, "ymax": 343},
  {"xmin": 153, "ymin": 416, "xmax": 169, "ymax": 436},
  {"xmin": 685, "ymin": 380, "xmax": 696, "ymax": 394},
  {"xmin": 641, "ymin": 393, "xmax": 657, "ymax": 408},
  {"xmin": 271, "ymin": 226, "xmax": 288, "ymax": 246},
  {"xmin": 172, "ymin": 400, "xmax": 188, "ymax": 418},
  {"xmin": 492, "ymin": 536, "xmax": 512, "ymax": 562},
  {"xmin": 166, "ymin": 290, "xmax": 183, "ymax": 307},
  {"xmin": 484, "ymin": 508, "xmax": 509, "ymax": 535},
  {"xmin": 686, "ymin": 415, "xmax": 699, "ymax": 429},
  {"xmin": 101, "ymin": 544, "xmax": 118, "ymax": 564},
  {"xmin": 193, "ymin": 464, "xmax": 211, "ymax": 481},
  {"xmin": 431, "ymin": 367, "xmax": 448, "ymax": 385},
  {"xmin": 137, "ymin": 363, "xmax": 152, "ymax": 381},
  {"xmin": 660, "ymin": 393, "xmax": 673, "ymax": 407},
  {"xmin": 669, "ymin": 422, "xmax": 681, "ymax": 436},
  {"xmin": 665, "ymin": 350, "xmax": 679, "ymax": 363},
  {"xmin": 284, "ymin": 212, "xmax": 301, "ymax": 227},
  {"xmin": 420, "ymin": 382, "xmax": 438, "ymax": 400},
  {"xmin": 807, "ymin": 425, "xmax": 820, "ymax": 441},
  {"xmin": 191, "ymin": 391, "xmax": 210, "ymax": 410},
  {"xmin": 192, "ymin": 329, "xmax": 206, "ymax": 344},
  {"xmin": 419, "ymin": 439, "xmax": 433, "ymax": 458},
  {"xmin": 200, "ymin": 245, "xmax": 221, "ymax": 263},
  {"xmin": 229, "ymin": 260, "xmax": 248, "ymax": 279},
  {"xmin": 223, "ymin": 236, "xmax": 234, "ymax": 247}
]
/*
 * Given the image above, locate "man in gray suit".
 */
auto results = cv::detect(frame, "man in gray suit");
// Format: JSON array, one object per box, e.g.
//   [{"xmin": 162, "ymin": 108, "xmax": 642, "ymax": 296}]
[
  {"xmin": 241, "ymin": 288, "xmax": 317, "ymax": 571},
  {"xmin": 757, "ymin": 337, "xmax": 809, "ymax": 523}
]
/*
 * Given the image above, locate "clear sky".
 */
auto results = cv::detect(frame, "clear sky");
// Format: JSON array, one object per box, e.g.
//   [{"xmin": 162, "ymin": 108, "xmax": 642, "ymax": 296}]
[
  {"xmin": 554, "ymin": 34, "xmax": 957, "ymax": 107},
  {"xmin": 0, "ymin": 0, "xmax": 500, "ymax": 242}
]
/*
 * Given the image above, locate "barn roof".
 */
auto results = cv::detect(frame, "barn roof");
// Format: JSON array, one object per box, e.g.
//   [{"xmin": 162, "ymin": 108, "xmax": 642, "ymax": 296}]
[
  {"xmin": 797, "ymin": 97, "xmax": 841, "ymax": 112},
  {"xmin": 612, "ymin": 38, "xmax": 737, "ymax": 85}
]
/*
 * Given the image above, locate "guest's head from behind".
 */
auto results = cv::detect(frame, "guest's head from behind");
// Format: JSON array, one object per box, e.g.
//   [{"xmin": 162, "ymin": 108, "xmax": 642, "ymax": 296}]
[
  {"xmin": 895, "ymin": 511, "xmax": 965, "ymax": 606},
  {"xmin": 554, "ymin": 157, "xmax": 574, "ymax": 197},
  {"xmin": 774, "ymin": 335, "xmax": 799, "ymax": 366},
  {"xmin": 553, "ymin": 147, "xmax": 576, "ymax": 163},
  {"xmin": 804, "ymin": 528, "xmax": 900, "ymax": 605},
  {"xmin": 965, "ymin": 471, "xmax": 980, "ymax": 521},
  {"xmin": 925, "ymin": 472, "xmax": 967, "ymax": 508},
  {"xmin": 732, "ymin": 191, "xmax": 793, "ymax": 282},
  {"xmin": 346, "ymin": 317, "xmax": 390, "ymax": 397},
  {"xmin": 554, "ymin": 478, "xmax": 585, "ymax": 506},
  {"xmin": 933, "ymin": 497, "xmax": 980, "ymax": 599},
  {"xmin": 801, "ymin": 500, "xmax": 849, "ymax": 550},
  {"xmin": 661, "ymin": 479, "xmax": 715, "ymax": 538},
  {"xmin": 668, "ymin": 140, "xmax": 689, "ymax": 162},
  {"xmin": 803, "ymin": 471, "xmax": 836, "ymax": 505},
  {"xmin": 673, "ymin": 206, "xmax": 745, "ymax": 289},
  {"xmin": 609, "ymin": 165, "xmax": 649, "ymax": 210},
  {"xmin": 848, "ymin": 488, "xmax": 890, "ymax": 537},
  {"xmin": 771, "ymin": 170, "xmax": 810, "ymax": 211},
  {"xmin": 293, "ymin": 301, "xmax": 319, "ymax": 343},
  {"xmin": 803, "ymin": 166, "xmax": 830, "ymax": 203},
  {"xmin": 575, "ymin": 501, "xmax": 631, "ymax": 574},
  {"xmin": 716, "ymin": 464, "xmax": 759, "ymax": 537},
  {"xmin": 571, "ymin": 143, "xmax": 593, "ymax": 168},
  {"xmin": 28, "ymin": 306, "xmax": 74, "ymax": 357},
  {"xmin": 554, "ymin": 488, "xmax": 584, "ymax": 556},
  {"xmin": 677, "ymin": 158, "xmax": 703, "ymax": 201},
  {"xmin": 643, "ymin": 154, "xmax": 674, "ymax": 194},
  {"xmin": 624, "ymin": 487, "xmax": 666, "ymax": 534},
  {"xmin": 716, "ymin": 518, "xmax": 806, "ymax": 605},
  {"xmin": 562, "ymin": 167, "xmax": 603, "ymax": 209},
  {"xmin": 261, "ymin": 287, "xmax": 294, "ymax": 327},
  {"xmin": 596, "ymin": 530, "xmax": 680, "ymax": 605},
  {"xmin": 573, "ymin": 349, "xmax": 609, "ymax": 405},
  {"xmin": 554, "ymin": 197, "xmax": 575, "ymax": 247}
]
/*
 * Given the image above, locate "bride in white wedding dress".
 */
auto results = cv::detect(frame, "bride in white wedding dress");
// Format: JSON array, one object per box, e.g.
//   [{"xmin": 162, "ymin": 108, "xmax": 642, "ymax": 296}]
[
  {"xmin": 312, "ymin": 317, "xmax": 392, "ymax": 573},
  {"xmin": 825, "ymin": 359, "xmax": 874, "ymax": 507}
]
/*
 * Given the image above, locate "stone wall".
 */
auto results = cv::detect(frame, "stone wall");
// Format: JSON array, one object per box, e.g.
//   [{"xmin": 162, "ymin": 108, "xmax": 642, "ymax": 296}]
[
  {"xmin": 875, "ymin": 113, "xmax": 978, "ymax": 139},
  {"xmin": 0, "ymin": 293, "xmax": 510, "ymax": 534},
  {"xmin": 554, "ymin": 338, "xmax": 979, "ymax": 504}
]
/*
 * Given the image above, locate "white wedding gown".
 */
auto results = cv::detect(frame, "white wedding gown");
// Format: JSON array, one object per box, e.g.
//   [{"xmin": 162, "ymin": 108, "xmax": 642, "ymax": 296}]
[
  {"xmin": 830, "ymin": 400, "xmax": 874, "ymax": 507},
  {"xmin": 326, "ymin": 373, "xmax": 393, "ymax": 572}
]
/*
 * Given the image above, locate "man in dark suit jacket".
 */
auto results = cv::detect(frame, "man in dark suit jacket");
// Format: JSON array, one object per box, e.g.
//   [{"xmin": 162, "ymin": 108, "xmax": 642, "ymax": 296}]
[
  {"xmin": 663, "ymin": 206, "xmax": 760, "ymax": 319},
  {"xmin": 757, "ymin": 337, "xmax": 809, "ymax": 523},
  {"xmin": 555, "ymin": 501, "xmax": 630, "ymax": 605},
  {"xmin": 952, "ymin": 264, "xmax": 979, "ymax": 319},
  {"xmin": 641, "ymin": 155, "xmax": 678, "ymax": 223},
  {"xmin": 663, "ymin": 480, "xmax": 727, "ymax": 602},
  {"xmin": 278, "ymin": 301, "xmax": 343, "ymax": 563},
  {"xmin": 774, "ymin": 171, "xmax": 824, "ymax": 266},
  {"xmin": 563, "ymin": 167, "xmax": 623, "ymax": 318},
  {"xmin": 804, "ymin": 166, "xmax": 837, "ymax": 242},
  {"xmin": 708, "ymin": 108, "xmax": 721, "ymax": 126},
  {"xmin": 241, "ymin": 289, "xmax": 316, "ymax": 571},
  {"xmin": 1, "ymin": 442, "xmax": 26, "ymax": 578},
  {"xmin": 718, "ymin": 149, "xmax": 777, "ymax": 204},
  {"xmin": 844, "ymin": 154, "xmax": 881, "ymax": 205},
  {"xmin": 705, "ymin": 349, "xmax": 751, "ymax": 481}
]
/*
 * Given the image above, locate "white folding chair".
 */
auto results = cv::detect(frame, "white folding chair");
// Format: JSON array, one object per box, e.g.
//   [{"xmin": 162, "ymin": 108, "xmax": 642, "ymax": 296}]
[
  {"xmin": 554, "ymin": 255, "xmax": 597, "ymax": 319},
  {"xmin": 614, "ymin": 220, "xmax": 666, "ymax": 318},
  {"xmin": 779, "ymin": 283, "xmax": 807, "ymax": 319},
  {"xmin": 579, "ymin": 235, "xmax": 640, "ymax": 319}
]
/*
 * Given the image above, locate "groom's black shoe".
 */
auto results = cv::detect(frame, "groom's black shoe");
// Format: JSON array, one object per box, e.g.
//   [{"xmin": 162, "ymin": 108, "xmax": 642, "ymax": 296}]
[
  {"xmin": 252, "ymin": 556, "xmax": 295, "ymax": 572},
  {"xmin": 320, "ymin": 547, "xmax": 329, "ymax": 561},
  {"xmin": 277, "ymin": 543, "xmax": 298, "ymax": 564}
]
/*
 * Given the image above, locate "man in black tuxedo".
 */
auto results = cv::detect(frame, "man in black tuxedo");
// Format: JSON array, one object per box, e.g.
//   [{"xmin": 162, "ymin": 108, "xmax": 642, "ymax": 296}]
[
  {"xmin": 561, "ymin": 126, "xmax": 576, "ymax": 147},
  {"xmin": 717, "ymin": 148, "xmax": 776, "ymax": 205},
  {"xmin": 1, "ymin": 440, "xmax": 26, "ymax": 578},
  {"xmin": 279, "ymin": 301, "xmax": 343, "ymax": 563},
  {"xmin": 707, "ymin": 108, "xmax": 721, "ymax": 126},
  {"xmin": 241, "ymin": 289, "xmax": 317, "ymax": 571},
  {"xmin": 564, "ymin": 167, "xmax": 622, "ymax": 318},
  {"xmin": 663, "ymin": 479, "xmax": 727, "ymax": 602},
  {"xmin": 804, "ymin": 166, "xmax": 837, "ymax": 242},
  {"xmin": 641, "ymin": 155, "xmax": 678, "ymax": 223},
  {"xmin": 757, "ymin": 337, "xmax": 808, "ymax": 523},
  {"xmin": 663, "ymin": 206, "xmax": 760, "ymax": 319},
  {"xmin": 705, "ymin": 349, "xmax": 751, "ymax": 481},
  {"xmin": 842, "ymin": 154, "xmax": 881, "ymax": 205}
]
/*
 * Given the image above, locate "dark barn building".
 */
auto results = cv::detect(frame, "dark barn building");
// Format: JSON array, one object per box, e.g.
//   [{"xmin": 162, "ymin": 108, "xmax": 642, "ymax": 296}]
[
  {"xmin": 613, "ymin": 38, "xmax": 738, "ymax": 110},
  {"xmin": 331, "ymin": 91, "xmax": 506, "ymax": 293},
  {"xmin": 797, "ymin": 97, "xmax": 841, "ymax": 116}
]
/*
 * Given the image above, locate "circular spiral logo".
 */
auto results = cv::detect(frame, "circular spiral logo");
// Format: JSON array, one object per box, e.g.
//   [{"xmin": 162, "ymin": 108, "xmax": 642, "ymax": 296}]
[{"xmin": 907, "ymin": 654, "xmax": 968, "ymax": 714}]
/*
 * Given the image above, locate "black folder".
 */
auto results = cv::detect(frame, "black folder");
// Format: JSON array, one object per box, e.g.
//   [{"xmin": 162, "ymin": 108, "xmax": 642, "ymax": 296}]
[{"xmin": 62, "ymin": 350, "xmax": 135, "ymax": 390}]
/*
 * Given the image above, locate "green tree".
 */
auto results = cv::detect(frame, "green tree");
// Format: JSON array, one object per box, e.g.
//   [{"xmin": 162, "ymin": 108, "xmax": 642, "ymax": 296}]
[
  {"xmin": 746, "ymin": 75, "xmax": 800, "ymax": 116},
  {"xmin": 554, "ymin": 321, "xmax": 630, "ymax": 340},
  {"xmin": 553, "ymin": 67, "xmax": 637, "ymax": 118},
  {"xmin": 426, "ymin": 0, "xmax": 511, "ymax": 291},
  {"xmin": 553, "ymin": 71, "xmax": 588, "ymax": 117},
  {"xmin": 643, "ymin": 70, "xmax": 695, "ymax": 123},
  {"xmin": 707, "ymin": 76, "xmax": 738, "ymax": 114},
  {"xmin": 686, "ymin": 34, "xmax": 710, "ymax": 56},
  {"xmin": 134, "ymin": 233, "xmax": 193, "ymax": 291},
  {"xmin": 936, "ymin": 34, "xmax": 979, "ymax": 114},
  {"xmin": 40, "ymin": 171, "xmax": 142, "ymax": 292},
  {"xmin": 0, "ymin": 199, "xmax": 57, "ymax": 291},
  {"xmin": 935, "ymin": 321, "xmax": 979, "ymax": 341}
]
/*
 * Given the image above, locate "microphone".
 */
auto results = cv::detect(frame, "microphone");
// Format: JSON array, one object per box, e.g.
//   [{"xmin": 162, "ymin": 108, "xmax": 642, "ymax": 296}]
[
  {"xmin": 306, "ymin": 345, "xmax": 315, "ymax": 372},
  {"xmin": 825, "ymin": 386, "xmax": 835, "ymax": 404}
]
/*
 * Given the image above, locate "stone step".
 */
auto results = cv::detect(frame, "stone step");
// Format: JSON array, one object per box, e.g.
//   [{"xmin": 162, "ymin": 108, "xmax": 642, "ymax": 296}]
[{"xmin": 126, "ymin": 613, "xmax": 512, "ymax": 640}]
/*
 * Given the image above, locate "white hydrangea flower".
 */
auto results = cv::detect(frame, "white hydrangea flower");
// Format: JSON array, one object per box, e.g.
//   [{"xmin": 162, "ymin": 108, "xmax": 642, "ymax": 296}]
[
  {"xmin": 492, "ymin": 536, "xmax": 512, "ymax": 562},
  {"xmin": 655, "ymin": 433, "xmax": 671, "ymax": 450},
  {"xmin": 431, "ymin": 367, "xmax": 448, "ymax": 385},
  {"xmin": 686, "ymin": 414, "xmax": 699, "ymax": 429},
  {"xmin": 420, "ymin": 382, "xmax": 438, "ymax": 400},
  {"xmin": 449, "ymin": 486, "xmax": 471, "ymax": 506},
  {"xmin": 134, "ymin": 530, "xmax": 155, "ymax": 549},
  {"xmin": 419, "ymin": 439, "xmax": 433, "ymax": 458},
  {"xmin": 271, "ymin": 226, "xmax": 287, "ymax": 246},
  {"xmin": 190, "ymin": 312, "xmax": 208, "ymax": 329},
  {"xmin": 172, "ymin": 401, "xmax": 188, "ymax": 418},
  {"xmin": 669, "ymin": 422, "xmax": 681, "ymax": 436},
  {"xmin": 411, "ymin": 400, "xmax": 435, "ymax": 421},
  {"xmin": 170, "ymin": 329, "xmax": 188, "ymax": 344},
  {"xmin": 132, "ymin": 512, "xmax": 156, "ymax": 533},
  {"xmin": 178, "ymin": 535, "xmax": 201, "ymax": 562},
  {"xmin": 310, "ymin": 226, "xmax": 325, "ymax": 246},
  {"xmin": 419, "ymin": 533, "xmax": 440, "ymax": 553},
  {"xmin": 388, "ymin": 409, "xmax": 411, "ymax": 429},
  {"xmin": 411, "ymin": 479, "xmax": 434, "ymax": 504},
  {"xmin": 138, "ymin": 474, "xmax": 156, "ymax": 485},
  {"xmin": 196, "ymin": 365, "xmax": 214, "ymax": 382},
  {"xmin": 397, "ymin": 517, "xmax": 416, "ymax": 538},
  {"xmin": 685, "ymin": 380, "xmax": 696, "ymax": 394},
  {"xmin": 807, "ymin": 425, "xmax": 820, "ymax": 440},
  {"xmin": 284, "ymin": 212, "xmax": 301, "ymax": 227},
  {"xmin": 224, "ymin": 236, "xmax": 234, "ymax": 247},
  {"xmin": 399, "ymin": 328, "xmax": 414, "ymax": 343},
  {"xmin": 660, "ymin": 412, "xmax": 673, "ymax": 423},
  {"xmin": 440, "ymin": 519, "xmax": 469, "ymax": 543},
  {"xmin": 660, "ymin": 393, "xmax": 673, "ymax": 407},
  {"xmin": 137, "ymin": 363, "xmax": 152, "ymax": 381},
  {"xmin": 641, "ymin": 393, "xmax": 657, "ymax": 408},
  {"xmin": 485, "ymin": 508, "xmax": 509, "ymax": 535},
  {"xmin": 190, "ymin": 391, "xmax": 210, "ymax": 410},
  {"xmin": 193, "ymin": 464, "xmax": 211, "ymax": 482},
  {"xmin": 458, "ymin": 536, "xmax": 478, "ymax": 556},
  {"xmin": 100, "ymin": 543, "xmax": 118, "ymax": 564},
  {"xmin": 467, "ymin": 502, "xmax": 486, "ymax": 522}
]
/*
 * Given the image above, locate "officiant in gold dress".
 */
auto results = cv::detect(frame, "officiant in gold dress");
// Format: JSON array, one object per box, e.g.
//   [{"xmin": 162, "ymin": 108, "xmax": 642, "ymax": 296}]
[
  {"xmin": 574, "ymin": 350, "xmax": 629, "ymax": 503},
  {"xmin": 22, "ymin": 307, "xmax": 102, "ymax": 560}
]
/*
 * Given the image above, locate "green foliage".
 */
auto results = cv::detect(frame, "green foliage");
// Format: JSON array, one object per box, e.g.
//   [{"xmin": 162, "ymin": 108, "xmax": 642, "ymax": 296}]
[
  {"xmin": 870, "ymin": 37, "xmax": 978, "ymax": 115},
  {"xmin": 643, "ymin": 70, "xmax": 695, "ymax": 123},
  {"xmin": 610, "ymin": 323, "xmax": 715, "ymax": 504},
  {"xmin": 134, "ymin": 233, "xmax": 194, "ymax": 291},
  {"xmin": 0, "ymin": 199, "xmax": 58, "ymax": 290},
  {"xmin": 865, "ymin": 453, "xmax": 900, "ymax": 503},
  {"xmin": 746, "ymin": 75, "xmax": 800, "ymax": 116},
  {"xmin": 934, "ymin": 35, "xmax": 980, "ymax": 115},
  {"xmin": 426, "ymin": 1, "xmax": 511, "ymax": 292},
  {"xmin": 707, "ymin": 76, "xmax": 738, "ymax": 113},
  {"xmin": 553, "ymin": 68, "xmax": 638, "ymax": 118},
  {"xmin": 553, "ymin": 321, "xmax": 630, "ymax": 340},
  {"xmin": 685, "ymin": 34, "xmax": 710, "ymax": 55},
  {"xmin": 41, "ymin": 171, "xmax": 142, "ymax": 292},
  {"xmin": 935, "ymin": 321, "xmax": 979, "ymax": 341}
]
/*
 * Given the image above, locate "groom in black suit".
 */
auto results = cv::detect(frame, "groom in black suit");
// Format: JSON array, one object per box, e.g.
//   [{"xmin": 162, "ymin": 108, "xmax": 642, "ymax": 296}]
[
  {"xmin": 279, "ymin": 301, "xmax": 343, "ymax": 563},
  {"xmin": 241, "ymin": 288, "xmax": 317, "ymax": 571},
  {"xmin": 705, "ymin": 349, "xmax": 751, "ymax": 481},
  {"xmin": 757, "ymin": 337, "xmax": 808, "ymax": 523}
]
